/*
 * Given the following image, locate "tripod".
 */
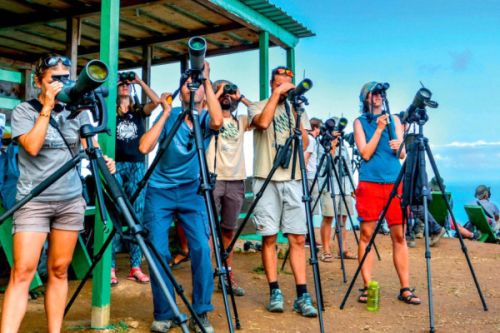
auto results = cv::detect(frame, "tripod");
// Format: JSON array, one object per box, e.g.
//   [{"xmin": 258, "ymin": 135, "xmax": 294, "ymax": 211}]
[
  {"xmin": 0, "ymin": 94, "xmax": 198, "ymax": 333},
  {"xmin": 225, "ymin": 95, "xmax": 326, "ymax": 333},
  {"xmin": 339, "ymin": 109, "xmax": 488, "ymax": 333}
]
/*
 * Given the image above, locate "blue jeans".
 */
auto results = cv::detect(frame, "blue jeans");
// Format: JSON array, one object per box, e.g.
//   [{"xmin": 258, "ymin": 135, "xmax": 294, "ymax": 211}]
[
  {"xmin": 0, "ymin": 145, "xmax": 19, "ymax": 210},
  {"xmin": 143, "ymin": 182, "xmax": 213, "ymax": 320},
  {"xmin": 112, "ymin": 161, "xmax": 146, "ymax": 269}
]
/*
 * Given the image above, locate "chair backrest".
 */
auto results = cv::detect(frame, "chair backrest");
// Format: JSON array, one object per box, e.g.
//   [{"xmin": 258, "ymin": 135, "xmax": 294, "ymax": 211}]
[
  {"xmin": 428, "ymin": 192, "xmax": 451, "ymax": 227},
  {"xmin": 464, "ymin": 205, "xmax": 496, "ymax": 243}
]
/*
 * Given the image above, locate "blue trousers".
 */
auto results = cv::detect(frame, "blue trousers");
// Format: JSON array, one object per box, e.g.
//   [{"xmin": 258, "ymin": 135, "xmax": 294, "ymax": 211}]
[
  {"xmin": 0, "ymin": 145, "xmax": 19, "ymax": 210},
  {"xmin": 143, "ymin": 183, "xmax": 214, "ymax": 320},
  {"xmin": 112, "ymin": 161, "xmax": 146, "ymax": 268}
]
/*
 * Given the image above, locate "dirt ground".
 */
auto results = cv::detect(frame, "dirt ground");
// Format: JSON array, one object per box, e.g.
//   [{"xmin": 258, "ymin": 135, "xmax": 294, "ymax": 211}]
[{"xmin": 4, "ymin": 232, "xmax": 500, "ymax": 333}]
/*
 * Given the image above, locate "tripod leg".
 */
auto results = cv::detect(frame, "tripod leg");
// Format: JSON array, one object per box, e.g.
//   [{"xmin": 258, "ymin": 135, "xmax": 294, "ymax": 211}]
[
  {"xmin": 422, "ymin": 193, "xmax": 436, "ymax": 333},
  {"xmin": 339, "ymin": 156, "xmax": 382, "ymax": 261},
  {"xmin": 65, "ymin": 227, "xmax": 116, "ymax": 316},
  {"xmin": 280, "ymin": 247, "xmax": 290, "ymax": 272},
  {"xmin": 95, "ymin": 155, "xmax": 190, "ymax": 333},
  {"xmin": 340, "ymin": 165, "xmax": 405, "ymax": 309},
  {"xmin": 424, "ymin": 142, "xmax": 488, "ymax": 311}
]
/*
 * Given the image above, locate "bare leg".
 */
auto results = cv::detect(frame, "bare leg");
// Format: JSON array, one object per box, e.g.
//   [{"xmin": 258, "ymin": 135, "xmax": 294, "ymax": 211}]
[
  {"xmin": 262, "ymin": 234, "xmax": 278, "ymax": 283},
  {"xmin": 1, "ymin": 232, "xmax": 47, "ymax": 333},
  {"xmin": 287, "ymin": 234, "xmax": 307, "ymax": 285},
  {"xmin": 45, "ymin": 229, "xmax": 79, "ymax": 333},
  {"xmin": 320, "ymin": 216, "xmax": 333, "ymax": 254},
  {"xmin": 390, "ymin": 225, "xmax": 420, "ymax": 302},
  {"xmin": 358, "ymin": 222, "xmax": 377, "ymax": 287}
]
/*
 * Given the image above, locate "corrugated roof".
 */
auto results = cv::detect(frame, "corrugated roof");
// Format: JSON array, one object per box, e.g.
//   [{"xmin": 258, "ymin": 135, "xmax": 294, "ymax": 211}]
[{"xmin": 240, "ymin": 0, "xmax": 314, "ymax": 38}]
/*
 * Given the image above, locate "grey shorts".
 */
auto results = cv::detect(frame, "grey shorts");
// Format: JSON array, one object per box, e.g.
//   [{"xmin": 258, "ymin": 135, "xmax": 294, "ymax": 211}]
[
  {"xmin": 253, "ymin": 179, "xmax": 307, "ymax": 236},
  {"xmin": 320, "ymin": 192, "xmax": 354, "ymax": 218},
  {"xmin": 213, "ymin": 180, "xmax": 245, "ymax": 230},
  {"xmin": 12, "ymin": 196, "xmax": 86, "ymax": 234}
]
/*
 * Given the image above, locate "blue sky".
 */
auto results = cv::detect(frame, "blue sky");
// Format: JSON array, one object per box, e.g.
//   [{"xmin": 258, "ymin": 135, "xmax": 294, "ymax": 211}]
[{"xmin": 145, "ymin": 0, "xmax": 500, "ymax": 183}]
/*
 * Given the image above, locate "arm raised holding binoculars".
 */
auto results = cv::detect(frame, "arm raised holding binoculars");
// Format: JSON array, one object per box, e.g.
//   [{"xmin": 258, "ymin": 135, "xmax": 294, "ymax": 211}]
[
  {"xmin": 251, "ymin": 81, "xmax": 295, "ymax": 130},
  {"xmin": 132, "ymin": 75, "xmax": 161, "ymax": 115},
  {"xmin": 139, "ymin": 93, "xmax": 172, "ymax": 154}
]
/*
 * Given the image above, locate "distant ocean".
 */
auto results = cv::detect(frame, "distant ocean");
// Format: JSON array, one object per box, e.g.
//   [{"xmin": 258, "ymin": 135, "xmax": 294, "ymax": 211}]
[
  {"xmin": 444, "ymin": 180, "xmax": 500, "ymax": 225},
  {"xmin": 314, "ymin": 180, "xmax": 500, "ymax": 229}
]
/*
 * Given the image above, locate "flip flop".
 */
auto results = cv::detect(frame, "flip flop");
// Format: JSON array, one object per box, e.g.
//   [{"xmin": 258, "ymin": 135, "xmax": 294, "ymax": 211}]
[{"xmin": 320, "ymin": 252, "xmax": 334, "ymax": 262}]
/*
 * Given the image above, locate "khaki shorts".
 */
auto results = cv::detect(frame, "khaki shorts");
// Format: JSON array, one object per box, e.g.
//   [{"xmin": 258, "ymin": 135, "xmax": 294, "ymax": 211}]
[
  {"xmin": 308, "ymin": 178, "xmax": 320, "ymax": 215},
  {"xmin": 253, "ymin": 179, "xmax": 307, "ymax": 236},
  {"xmin": 12, "ymin": 196, "xmax": 86, "ymax": 234},
  {"xmin": 320, "ymin": 191, "xmax": 354, "ymax": 218}
]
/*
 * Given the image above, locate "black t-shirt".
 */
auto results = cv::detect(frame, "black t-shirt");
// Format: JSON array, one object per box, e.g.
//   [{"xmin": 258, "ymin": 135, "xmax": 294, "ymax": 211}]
[{"xmin": 115, "ymin": 109, "xmax": 148, "ymax": 163}]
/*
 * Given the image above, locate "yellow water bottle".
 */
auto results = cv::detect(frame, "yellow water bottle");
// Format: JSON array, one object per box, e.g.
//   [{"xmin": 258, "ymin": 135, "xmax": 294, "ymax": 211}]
[{"xmin": 367, "ymin": 280, "xmax": 380, "ymax": 312}]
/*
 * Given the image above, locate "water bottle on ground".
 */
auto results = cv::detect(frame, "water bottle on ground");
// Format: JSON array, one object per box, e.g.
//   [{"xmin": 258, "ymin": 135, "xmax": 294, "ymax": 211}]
[{"xmin": 367, "ymin": 280, "xmax": 380, "ymax": 312}]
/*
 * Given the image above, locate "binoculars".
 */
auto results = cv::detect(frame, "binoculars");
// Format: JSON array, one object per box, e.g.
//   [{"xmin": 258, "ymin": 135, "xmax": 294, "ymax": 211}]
[
  {"xmin": 223, "ymin": 84, "xmax": 238, "ymax": 95},
  {"xmin": 118, "ymin": 71, "xmax": 136, "ymax": 83}
]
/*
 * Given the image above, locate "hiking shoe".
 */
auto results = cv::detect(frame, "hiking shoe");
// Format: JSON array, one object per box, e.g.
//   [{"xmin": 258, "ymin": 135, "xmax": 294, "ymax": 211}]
[
  {"xmin": 150, "ymin": 319, "xmax": 176, "ymax": 332},
  {"xmin": 189, "ymin": 313, "xmax": 214, "ymax": 333},
  {"xmin": 218, "ymin": 271, "xmax": 245, "ymax": 296},
  {"xmin": 430, "ymin": 228, "xmax": 446, "ymax": 247},
  {"xmin": 266, "ymin": 288, "xmax": 284, "ymax": 313},
  {"xmin": 294, "ymin": 293, "xmax": 318, "ymax": 318}
]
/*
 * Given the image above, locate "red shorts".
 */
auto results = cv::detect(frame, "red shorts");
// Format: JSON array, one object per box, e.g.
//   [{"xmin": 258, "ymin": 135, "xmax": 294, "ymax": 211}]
[{"xmin": 355, "ymin": 181, "xmax": 403, "ymax": 227}]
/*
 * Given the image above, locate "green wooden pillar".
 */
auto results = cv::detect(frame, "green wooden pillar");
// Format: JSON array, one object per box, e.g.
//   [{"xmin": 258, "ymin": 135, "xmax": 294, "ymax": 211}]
[
  {"xmin": 286, "ymin": 48, "xmax": 295, "ymax": 84},
  {"xmin": 259, "ymin": 31, "xmax": 269, "ymax": 100},
  {"xmin": 92, "ymin": 0, "xmax": 119, "ymax": 328}
]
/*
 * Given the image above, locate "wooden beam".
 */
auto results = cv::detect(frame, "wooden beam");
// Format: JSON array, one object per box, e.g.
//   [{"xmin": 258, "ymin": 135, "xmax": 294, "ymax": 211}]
[
  {"xmin": 194, "ymin": 0, "xmax": 299, "ymax": 48},
  {"xmin": 0, "ymin": 0, "xmax": 167, "ymax": 30},
  {"xmin": 286, "ymin": 48, "xmax": 295, "ymax": 84},
  {"xmin": 65, "ymin": 17, "xmax": 81, "ymax": 79},
  {"xmin": 118, "ymin": 42, "xmax": 268, "ymax": 70},
  {"xmin": 78, "ymin": 23, "xmax": 241, "ymax": 56},
  {"xmin": 141, "ymin": 45, "xmax": 152, "ymax": 104}
]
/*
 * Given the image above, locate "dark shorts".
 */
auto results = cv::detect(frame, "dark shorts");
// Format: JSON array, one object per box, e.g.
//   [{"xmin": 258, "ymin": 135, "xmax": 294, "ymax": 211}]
[
  {"xmin": 355, "ymin": 181, "xmax": 403, "ymax": 227},
  {"xmin": 213, "ymin": 180, "xmax": 245, "ymax": 231},
  {"xmin": 12, "ymin": 196, "xmax": 86, "ymax": 234}
]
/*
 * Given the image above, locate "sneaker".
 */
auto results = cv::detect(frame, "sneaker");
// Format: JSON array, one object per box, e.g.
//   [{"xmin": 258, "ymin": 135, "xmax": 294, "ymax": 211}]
[
  {"xmin": 189, "ymin": 313, "xmax": 214, "ymax": 333},
  {"xmin": 294, "ymin": 293, "xmax": 318, "ymax": 318},
  {"xmin": 266, "ymin": 288, "xmax": 284, "ymax": 313},
  {"xmin": 218, "ymin": 271, "xmax": 245, "ymax": 296},
  {"xmin": 407, "ymin": 239, "xmax": 416, "ymax": 248},
  {"xmin": 415, "ymin": 231, "xmax": 424, "ymax": 239},
  {"xmin": 150, "ymin": 319, "xmax": 176, "ymax": 333},
  {"xmin": 430, "ymin": 228, "xmax": 446, "ymax": 247}
]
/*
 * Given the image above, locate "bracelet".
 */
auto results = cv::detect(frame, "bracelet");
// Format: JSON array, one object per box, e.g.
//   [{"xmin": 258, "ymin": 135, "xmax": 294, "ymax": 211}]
[
  {"xmin": 238, "ymin": 95, "xmax": 245, "ymax": 103},
  {"xmin": 39, "ymin": 111, "xmax": 50, "ymax": 118}
]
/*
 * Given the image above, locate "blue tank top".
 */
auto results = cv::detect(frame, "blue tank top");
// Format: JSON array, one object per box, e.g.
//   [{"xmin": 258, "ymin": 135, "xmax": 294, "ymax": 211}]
[{"xmin": 358, "ymin": 113, "xmax": 401, "ymax": 183}]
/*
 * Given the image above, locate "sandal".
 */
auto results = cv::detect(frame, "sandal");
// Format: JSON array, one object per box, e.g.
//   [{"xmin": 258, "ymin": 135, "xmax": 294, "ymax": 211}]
[
  {"xmin": 335, "ymin": 251, "xmax": 358, "ymax": 260},
  {"xmin": 170, "ymin": 251, "xmax": 190, "ymax": 269},
  {"xmin": 110, "ymin": 268, "xmax": 118, "ymax": 286},
  {"xmin": 320, "ymin": 252, "xmax": 334, "ymax": 263},
  {"xmin": 358, "ymin": 287, "xmax": 368, "ymax": 303},
  {"xmin": 398, "ymin": 287, "xmax": 421, "ymax": 305},
  {"xmin": 127, "ymin": 267, "xmax": 150, "ymax": 284}
]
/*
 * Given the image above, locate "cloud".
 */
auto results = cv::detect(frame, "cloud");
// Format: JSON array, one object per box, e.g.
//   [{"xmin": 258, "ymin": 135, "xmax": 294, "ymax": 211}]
[
  {"xmin": 449, "ymin": 49, "xmax": 473, "ymax": 72},
  {"xmin": 433, "ymin": 140, "xmax": 500, "ymax": 148}
]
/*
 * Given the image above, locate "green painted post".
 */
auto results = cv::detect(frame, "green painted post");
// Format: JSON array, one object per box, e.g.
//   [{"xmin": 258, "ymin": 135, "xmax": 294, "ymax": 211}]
[
  {"xmin": 259, "ymin": 31, "xmax": 269, "ymax": 100},
  {"xmin": 91, "ymin": 0, "xmax": 119, "ymax": 328},
  {"xmin": 286, "ymin": 48, "xmax": 295, "ymax": 84}
]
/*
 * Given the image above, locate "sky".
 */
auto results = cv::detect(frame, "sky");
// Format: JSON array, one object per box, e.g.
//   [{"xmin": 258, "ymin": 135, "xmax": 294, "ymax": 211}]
[{"xmin": 142, "ymin": 0, "xmax": 500, "ymax": 184}]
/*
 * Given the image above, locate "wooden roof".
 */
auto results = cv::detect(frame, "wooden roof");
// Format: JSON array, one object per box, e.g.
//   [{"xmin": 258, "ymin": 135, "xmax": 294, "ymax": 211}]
[{"xmin": 0, "ymin": 0, "xmax": 314, "ymax": 71}]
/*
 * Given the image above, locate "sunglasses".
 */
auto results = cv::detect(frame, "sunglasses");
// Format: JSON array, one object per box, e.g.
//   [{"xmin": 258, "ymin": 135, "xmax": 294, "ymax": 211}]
[
  {"xmin": 43, "ymin": 56, "xmax": 72, "ymax": 69},
  {"xmin": 273, "ymin": 68, "xmax": 294, "ymax": 77}
]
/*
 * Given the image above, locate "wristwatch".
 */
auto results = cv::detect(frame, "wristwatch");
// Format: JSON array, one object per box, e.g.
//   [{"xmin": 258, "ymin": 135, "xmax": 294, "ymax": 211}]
[{"xmin": 238, "ymin": 95, "xmax": 245, "ymax": 103}]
